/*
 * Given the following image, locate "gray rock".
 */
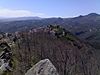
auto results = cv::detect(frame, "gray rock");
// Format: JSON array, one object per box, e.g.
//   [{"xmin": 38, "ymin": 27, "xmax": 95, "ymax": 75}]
[{"xmin": 25, "ymin": 59, "xmax": 59, "ymax": 75}]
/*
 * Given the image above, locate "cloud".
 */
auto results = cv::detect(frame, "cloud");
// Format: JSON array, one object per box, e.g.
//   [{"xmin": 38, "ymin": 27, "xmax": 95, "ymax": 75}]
[{"xmin": 0, "ymin": 8, "xmax": 45, "ymax": 17}]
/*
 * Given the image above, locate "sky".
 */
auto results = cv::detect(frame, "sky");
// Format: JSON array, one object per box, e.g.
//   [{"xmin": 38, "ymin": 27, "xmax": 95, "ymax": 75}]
[{"xmin": 0, "ymin": 0, "xmax": 99, "ymax": 18}]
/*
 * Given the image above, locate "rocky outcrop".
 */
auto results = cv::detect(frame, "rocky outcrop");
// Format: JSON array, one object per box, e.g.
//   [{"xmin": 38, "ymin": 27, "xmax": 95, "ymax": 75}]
[
  {"xmin": 25, "ymin": 59, "xmax": 59, "ymax": 75},
  {"xmin": 0, "ymin": 42, "xmax": 13, "ymax": 74}
]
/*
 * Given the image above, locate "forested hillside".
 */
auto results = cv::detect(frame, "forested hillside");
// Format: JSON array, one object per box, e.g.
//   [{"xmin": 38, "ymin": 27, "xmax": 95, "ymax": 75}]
[{"xmin": 8, "ymin": 26, "xmax": 99, "ymax": 75}]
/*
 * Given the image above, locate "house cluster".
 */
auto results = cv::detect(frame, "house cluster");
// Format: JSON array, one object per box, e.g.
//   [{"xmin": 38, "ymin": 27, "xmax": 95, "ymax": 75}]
[
  {"xmin": 29, "ymin": 27, "xmax": 46, "ymax": 33},
  {"xmin": 0, "ymin": 25, "xmax": 72, "ymax": 46},
  {"xmin": 26, "ymin": 25, "xmax": 69, "ymax": 38}
]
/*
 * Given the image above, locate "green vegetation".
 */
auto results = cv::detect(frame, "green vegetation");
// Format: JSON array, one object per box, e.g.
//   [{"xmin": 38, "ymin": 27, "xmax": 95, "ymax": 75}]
[
  {"xmin": 64, "ymin": 35, "xmax": 75, "ymax": 41},
  {"xmin": 49, "ymin": 25, "xmax": 76, "ymax": 41},
  {"xmin": 31, "ymin": 56, "xmax": 40, "ymax": 66},
  {"xmin": 1, "ymin": 71, "xmax": 12, "ymax": 75}
]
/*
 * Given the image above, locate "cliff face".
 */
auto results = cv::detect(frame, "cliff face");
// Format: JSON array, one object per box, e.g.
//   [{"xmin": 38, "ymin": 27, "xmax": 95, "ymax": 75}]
[
  {"xmin": 11, "ymin": 26, "xmax": 100, "ymax": 75},
  {"xmin": 0, "ymin": 42, "xmax": 13, "ymax": 75}
]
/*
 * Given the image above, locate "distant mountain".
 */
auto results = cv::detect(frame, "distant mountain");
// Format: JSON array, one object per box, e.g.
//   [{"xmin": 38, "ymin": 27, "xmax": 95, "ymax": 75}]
[
  {"xmin": 0, "ymin": 13, "xmax": 100, "ymax": 33},
  {"xmin": 86, "ymin": 13, "xmax": 100, "ymax": 17},
  {"xmin": 0, "ymin": 16, "xmax": 42, "ymax": 22}
]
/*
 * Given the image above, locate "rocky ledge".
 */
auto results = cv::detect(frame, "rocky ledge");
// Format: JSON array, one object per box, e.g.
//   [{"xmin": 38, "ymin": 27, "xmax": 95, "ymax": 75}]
[{"xmin": 25, "ymin": 59, "xmax": 59, "ymax": 75}]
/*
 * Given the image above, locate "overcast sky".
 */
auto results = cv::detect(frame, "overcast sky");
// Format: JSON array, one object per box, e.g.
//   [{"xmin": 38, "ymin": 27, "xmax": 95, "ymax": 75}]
[{"xmin": 0, "ymin": 0, "xmax": 99, "ymax": 18}]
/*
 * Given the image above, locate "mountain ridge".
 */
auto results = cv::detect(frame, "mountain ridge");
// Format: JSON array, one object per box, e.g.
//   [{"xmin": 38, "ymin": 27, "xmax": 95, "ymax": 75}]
[{"xmin": 0, "ymin": 13, "xmax": 100, "ymax": 50}]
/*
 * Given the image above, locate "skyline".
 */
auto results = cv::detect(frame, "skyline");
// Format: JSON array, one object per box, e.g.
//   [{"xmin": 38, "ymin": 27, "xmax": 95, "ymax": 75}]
[{"xmin": 0, "ymin": 0, "xmax": 100, "ymax": 18}]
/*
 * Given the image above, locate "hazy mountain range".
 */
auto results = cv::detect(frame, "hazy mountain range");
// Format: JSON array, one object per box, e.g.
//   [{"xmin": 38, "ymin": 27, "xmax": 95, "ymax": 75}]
[{"xmin": 0, "ymin": 16, "xmax": 42, "ymax": 22}]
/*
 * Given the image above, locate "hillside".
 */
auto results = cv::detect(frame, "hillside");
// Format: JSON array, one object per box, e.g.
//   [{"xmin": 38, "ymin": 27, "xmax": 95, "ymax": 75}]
[
  {"xmin": 0, "ymin": 13, "xmax": 100, "ymax": 75},
  {"xmin": 7, "ymin": 26, "xmax": 99, "ymax": 75},
  {"xmin": 0, "ymin": 13, "xmax": 100, "ymax": 50}
]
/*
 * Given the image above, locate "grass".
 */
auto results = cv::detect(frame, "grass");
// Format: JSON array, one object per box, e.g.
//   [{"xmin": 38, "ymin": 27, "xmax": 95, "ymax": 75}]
[
  {"xmin": 63, "ymin": 34, "xmax": 76, "ymax": 42},
  {"xmin": 31, "ymin": 55, "xmax": 40, "ymax": 66}
]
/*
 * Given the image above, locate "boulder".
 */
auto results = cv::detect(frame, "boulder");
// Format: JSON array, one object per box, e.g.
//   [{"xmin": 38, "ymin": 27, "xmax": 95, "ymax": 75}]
[{"xmin": 25, "ymin": 59, "xmax": 59, "ymax": 75}]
